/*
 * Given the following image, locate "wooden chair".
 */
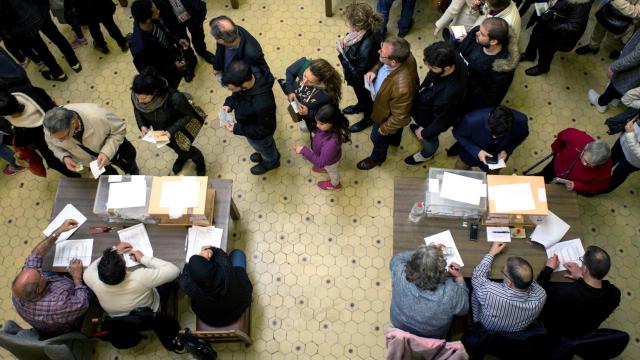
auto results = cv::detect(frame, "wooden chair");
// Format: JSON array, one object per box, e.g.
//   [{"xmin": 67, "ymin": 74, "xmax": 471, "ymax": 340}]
[{"xmin": 182, "ymin": 306, "xmax": 252, "ymax": 346}]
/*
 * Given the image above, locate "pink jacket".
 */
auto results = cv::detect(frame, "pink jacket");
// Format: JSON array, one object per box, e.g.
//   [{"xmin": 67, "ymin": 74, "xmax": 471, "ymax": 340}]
[{"xmin": 386, "ymin": 328, "xmax": 469, "ymax": 360}]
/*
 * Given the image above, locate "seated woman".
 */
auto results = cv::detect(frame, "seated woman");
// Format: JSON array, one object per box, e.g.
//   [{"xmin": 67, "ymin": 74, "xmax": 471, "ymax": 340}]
[
  {"xmin": 284, "ymin": 58, "xmax": 342, "ymax": 133},
  {"xmin": 390, "ymin": 244, "xmax": 469, "ymax": 339},
  {"xmin": 131, "ymin": 68, "xmax": 206, "ymax": 175},
  {"xmin": 180, "ymin": 247, "xmax": 253, "ymax": 327}
]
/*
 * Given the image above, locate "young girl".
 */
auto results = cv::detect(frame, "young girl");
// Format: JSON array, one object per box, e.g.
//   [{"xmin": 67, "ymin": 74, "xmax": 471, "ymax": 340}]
[{"xmin": 294, "ymin": 104, "xmax": 350, "ymax": 190}]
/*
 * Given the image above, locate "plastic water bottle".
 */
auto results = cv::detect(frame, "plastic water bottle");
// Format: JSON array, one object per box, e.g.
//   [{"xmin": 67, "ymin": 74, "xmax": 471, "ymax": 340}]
[{"xmin": 409, "ymin": 201, "xmax": 424, "ymax": 223}]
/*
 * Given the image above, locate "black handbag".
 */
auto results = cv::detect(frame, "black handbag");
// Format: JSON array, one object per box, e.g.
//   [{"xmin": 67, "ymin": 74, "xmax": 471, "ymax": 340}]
[
  {"xmin": 595, "ymin": 0, "xmax": 633, "ymax": 35},
  {"xmin": 178, "ymin": 328, "xmax": 218, "ymax": 360}
]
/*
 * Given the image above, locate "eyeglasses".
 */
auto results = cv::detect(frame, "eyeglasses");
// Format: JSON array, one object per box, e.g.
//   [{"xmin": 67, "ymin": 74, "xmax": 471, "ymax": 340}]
[
  {"xmin": 501, "ymin": 270, "xmax": 511, "ymax": 281},
  {"xmin": 578, "ymin": 256, "xmax": 584, "ymax": 263}
]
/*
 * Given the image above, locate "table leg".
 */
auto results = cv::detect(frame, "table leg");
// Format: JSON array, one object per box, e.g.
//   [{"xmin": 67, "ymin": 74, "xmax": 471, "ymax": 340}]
[
  {"xmin": 230, "ymin": 198, "xmax": 241, "ymax": 220},
  {"xmin": 325, "ymin": 0, "xmax": 332, "ymax": 17},
  {"xmin": 231, "ymin": 0, "xmax": 239, "ymax": 9}
]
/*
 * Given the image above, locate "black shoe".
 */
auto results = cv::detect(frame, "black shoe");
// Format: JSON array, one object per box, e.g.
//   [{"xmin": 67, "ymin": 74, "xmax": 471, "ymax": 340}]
[
  {"xmin": 119, "ymin": 42, "xmax": 129, "ymax": 52},
  {"xmin": 446, "ymin": 142, "xmax": 460, "ymax": 157},
  {"xmin": 350, "ymin": 118, "xmax": 373, "ymax": 133},
  {"xmin": 519, "ymin": 53, "xmax": 535, "ymax": 62},
  {"xmin": 70, "ymin": 62, "xmax": 82, "ymax": 73},
  {"xmin": 342, "ymin": 104, "xmax": 363, "ymax": 115},
  {"xmin": 609, "ymin": 49, "xmax": 621, "ymax": 59},
  {"xmin": 41, "ymin": 71, "xmax": 68, "ymax": 82},
  {"xmin": 525, "ymin": 66, "xmax": 548, "ymax": 76},
  {"xmin": 575, "ymin": 45, "xmax": 599, "ymax": 55},
  {"xmin": 251, "ymin": 159, "xmax": 280, "ymax": 175},
  {"xmin": 404, "ymin": 153, "xmax": 433, "ymax": 165},
  {"xmin": 184, "ymin": 73, "xmax": 194, "ymax": 82},
  {"xmin": 250, "ymin": 152, "xmax": 263, "ymax": 163},
  {"xmin": 93, "ymin": 42, "xmax": 110, "ymax": 54},
  {"xmin": 398, "ymin": 19, "xmax": 414, "ymax": 38},
  {"xmin": 172, "ymin": 158, "xmax": 188, "ymax": 174}
]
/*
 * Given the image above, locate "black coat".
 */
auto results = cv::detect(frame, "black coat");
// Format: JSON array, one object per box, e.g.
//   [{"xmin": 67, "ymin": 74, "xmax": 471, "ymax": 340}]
[
  {"xmin": 130, "ymin": 21, "xmax": 181, "ymax": 80},
  {"xmin": 0, "ymin": 49, "xmax": 31, "ymax": 89},
  {"xmin": 154, "ymin": 0, "xmax": 206, "ymax": 37},
  {"xmin": 338, "ymin": 30, "xmax": 380, "ymax": 85},
  {"xmin": 133, "ymin": 88, "xmax": 202, "ymax": 136},
  {"xmin": 224, "ymin": 70, "xmax": 277, "ymax": 140},
  {"xmin": 534, "ymin": 0, "xmax": 592, "ymax": 52},
  {"xmin": 212, "ymin": 26, "xmax": 270, "ymax": 76},
  {"xmin": 65, "ymin": 0, "xmax": 115, "ymax": 25},
  {"xmin": 0, "ymin": 0, "xmax": 49, "ymax": 37}
]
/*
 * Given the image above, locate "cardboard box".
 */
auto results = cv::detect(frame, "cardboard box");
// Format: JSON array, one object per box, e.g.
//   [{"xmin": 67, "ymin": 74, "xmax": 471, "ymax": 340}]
[
  {"xmin": 148, "ymin": 176, "xmax": 215, "ymax": 226},
  {"xmin": 484, "ymin": 175, "xmax": 548, "ymax": 226}
]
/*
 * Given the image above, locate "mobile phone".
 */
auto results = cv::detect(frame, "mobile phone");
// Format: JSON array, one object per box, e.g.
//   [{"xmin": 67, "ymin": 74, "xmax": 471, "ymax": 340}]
[
  {"xmin": 469, "ymin": 223, "xmax": 479, "ymax": 241},
  {"xmin": 486, "ymin": 156, "xmax": 498, "ymax": 164}
]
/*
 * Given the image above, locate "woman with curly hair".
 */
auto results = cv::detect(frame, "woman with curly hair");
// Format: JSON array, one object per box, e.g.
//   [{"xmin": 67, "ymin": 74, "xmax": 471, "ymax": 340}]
[{"xmin": 390, "ymin": 244, "xmax": 469, "ymax": 338}]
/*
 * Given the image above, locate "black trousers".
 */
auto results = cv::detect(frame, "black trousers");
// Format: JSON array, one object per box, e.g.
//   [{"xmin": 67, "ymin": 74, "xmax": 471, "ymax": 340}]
[
  {"xmin": 87, "ymin": 15, "xmax": 127, "ymax": 48},
  {"xmin": 14, "ymin": 126, "xmax": 80, "ymax": 177},
  {"xmin": 1, "ymin": 36, "xmax": 41, "ymax": 64},
  {"xmin": 524, "ymin": 30, "xmax": 558, "ymax": 72},
  {"xmin": 104, "ymin": 138, "xmax": 139, "ymax": 175},
  {"xmin": 597, "ymin": 83, "xmax": 623, "ymax": 106},
  {"xmin": 350, "ymin": 78, "xmax": 374, "ymax": 120},
  {"xmin": 186, "ymin": 20, "xmax": 213, "ymax": 59},
  {"xmin": 39, "ymin": 15, "xmax": 80, "ymax": 67},
  {"xmin": 167, "ymin": 141, "xmax": 204, "ymax": 173}
]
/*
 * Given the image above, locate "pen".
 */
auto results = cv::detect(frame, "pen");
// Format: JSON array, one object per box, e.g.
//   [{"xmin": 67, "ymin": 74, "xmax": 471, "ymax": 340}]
[
  {"xmin": 184, "ymin": 233, "xmax": 188, "ymax": 252},
  {"xmin": 492, "ymin": 231, "xmax": 511, "ymax": 234}
]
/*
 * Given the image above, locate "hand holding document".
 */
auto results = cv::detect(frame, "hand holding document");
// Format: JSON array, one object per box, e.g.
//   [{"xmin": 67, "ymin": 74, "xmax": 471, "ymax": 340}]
[
  {"xmin": 218, "ymin": 108, "xmax": 235, "ymax": 127},
  {"xmin": 425, "ymin": 230, "xmax": 464, "ymax": 268},
  {"xmin": 487, "ymin": 159, "xmax": 507, "ymax": 170},
  {"xmin": 546, "ymin": 238, "xmax": 585, "ymax": 272},
  {"xmin": 117, "ymin": 223, "xmax": 153, "ymax": 267},
  {"xmin": 44, "ymin": 204, "xmax": 87, "ymax": 243},
  {"xmin": 364, "ymin": 74, "xmax": 376, "ymax": 100},
  {"xmin": 142, "ymin": 126, "xmax": 170, "ymax": 148},
  {"xmin": 89, "ymin": 160, "xmax": 105, "ymax": 179}
]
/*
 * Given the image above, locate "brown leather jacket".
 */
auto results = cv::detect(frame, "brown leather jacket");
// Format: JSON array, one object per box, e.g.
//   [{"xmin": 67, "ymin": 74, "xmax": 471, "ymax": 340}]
[{"xmin": 371, "ymin": 54, "xmax": 419, "ymax": 135}]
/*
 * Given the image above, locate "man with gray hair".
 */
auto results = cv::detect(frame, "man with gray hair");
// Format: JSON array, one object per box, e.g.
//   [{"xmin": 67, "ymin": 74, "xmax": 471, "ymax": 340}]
[
  {"xmin": 533, "ymin": 128, "xmax": 612, "ymax": 194},
  {"xmin": 209, "ymin": 16, "xmax": 270, "ymax": 78},
  {"xmin": 43, "ymin": 104, "xmax": 139, "ymax": 175}
]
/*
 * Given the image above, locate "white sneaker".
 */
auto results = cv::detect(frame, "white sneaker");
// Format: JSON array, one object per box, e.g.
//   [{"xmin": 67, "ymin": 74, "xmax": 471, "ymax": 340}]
[
  {"xmin": 610, "ymin": 99, "xmax": 620, "ymax": 108},
  {"xmin": 588, "ymin": 89, "xmax": 607, "ymax": 113}
]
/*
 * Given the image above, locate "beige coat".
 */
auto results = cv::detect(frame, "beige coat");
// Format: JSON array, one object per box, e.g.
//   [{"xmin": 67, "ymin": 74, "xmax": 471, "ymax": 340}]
[
  {"xmin": 474, "ymin": 0, "xmax": 522, "ymax": 40},
  {"xmin": 611, "ymin": 0, "xmax": 640, "ymax": 18},
  {"xmin": 435, "ymin": 0, "xmax": 481, "ymax": 32},
  {"xmin": 44, "ymin": 103, "xmax": 126, "ymax": 165}
]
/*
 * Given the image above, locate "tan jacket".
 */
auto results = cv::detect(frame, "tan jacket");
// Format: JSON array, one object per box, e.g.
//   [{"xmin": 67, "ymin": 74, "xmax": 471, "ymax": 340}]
[
  {"xmin": 612, "ymin": 0, "xmax": 640, "ymax": 18},
  {"xmin": 44, "ymin": 103, "xmax": 127, "ymax": 165},
  {"xmin": 371, "ymin": 55, "xmax": 419, "ymax": 135}
]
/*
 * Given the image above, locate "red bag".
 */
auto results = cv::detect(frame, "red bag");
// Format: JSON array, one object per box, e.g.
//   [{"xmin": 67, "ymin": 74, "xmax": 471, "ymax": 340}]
[{"xmin": 13, "ymin": 138, "xmax": 46, "ymax": 177}]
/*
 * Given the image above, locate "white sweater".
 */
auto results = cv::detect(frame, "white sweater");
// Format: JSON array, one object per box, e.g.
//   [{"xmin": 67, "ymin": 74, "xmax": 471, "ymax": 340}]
[{"xmin": 621, "ymin": 123, "xmax": 640, "ymax": 168}]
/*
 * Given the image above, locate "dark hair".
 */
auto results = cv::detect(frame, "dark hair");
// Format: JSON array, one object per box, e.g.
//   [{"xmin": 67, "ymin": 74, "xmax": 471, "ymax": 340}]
[
  {"xmin": 583, "ymin": 246, "xmax": 611, "ymax": 280},
  {"xmin": 483, "ymin": 17, "xmax": 509, "ymax": 46},
  {"xmin": 98, "ymin": 247, "xmax": 126, "ymax": 285},
  {"xmin": 131, "ymin": 0, "xmax": 153, "ymax": 23},
  {"xmin": 221, "ymin": 60, "xmax": 253, "ymax": 87},
  {"xmin": 308, "ymin": 59, "xmax": 342, "ymax": 103},
  {"xmin": 423, "ymin": 41, "xmax": 456, "ymax": 69},
  {"xmin": 385, "ymin": 37, "xmax": 411, "ymax": 63},
  {"xmin": 209, "ymin": 16, "xmax": 239, "ymax": 43},
  {"xmin": 0, "ymin": 88, "xmax": 22, "ymax": 116},
  {"xmin": 487, "ymin": 0, "xmax": 511, "ymax": 11},
  {"xmin": 315, "ymin": 104, "xmax": 351, "ymax": 144},
  {"xmin": 505, "ymin": 257, "xmax": 533, "ymax": 290},
  {"xmin": 488, "ymin": 106, "xmax": 514, "ymax": 137},
  {"xmin": 132, "ymin": 67, "xmax": 169, "ymax": 96},
  {"xmin": 344, "ymin": 2, "xmax": 383, "ymax": 32}
]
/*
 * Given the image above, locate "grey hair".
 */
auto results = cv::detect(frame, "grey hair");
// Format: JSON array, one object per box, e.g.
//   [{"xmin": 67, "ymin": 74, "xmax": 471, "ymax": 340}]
[
  {"xmin": 12, "ymin": 271, "xmax": 40, "ymax": 301},
  {"xmin": 405, "ymin": 244, "xmax": 448, "ymax": 291},
  {"xmin": 43, "ymin": 107, "xmax": 74, "ymax": 133},
  {"xmin": 209, "ymin": 16, "xmax": 239, "ymax": 43},
  {"xmin": 584, "ymin": 140, "xmax": 611, "ymax": 166}
]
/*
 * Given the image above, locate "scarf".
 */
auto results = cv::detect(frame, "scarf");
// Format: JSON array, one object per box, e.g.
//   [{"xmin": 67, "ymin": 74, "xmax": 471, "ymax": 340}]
[
  {"xmin": 131, "ymin": 91, "xmax": 169, "ymax": 113},
  {"xmin": 343, "ymin": 29, "xmax": 367, "ymax": 48}
]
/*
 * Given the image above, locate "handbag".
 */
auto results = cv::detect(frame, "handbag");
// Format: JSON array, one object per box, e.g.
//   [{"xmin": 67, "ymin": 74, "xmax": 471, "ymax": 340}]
[
  {"xmin": 178, "ymin": 328, "xmax": 218, "ymax": 360},
  {"xmin": 12, "ymin": 138, "xmax": 46, "ymax": 177},
  {"xmin": 595, "ymin": 0, "xmax": 633, "ymax": 35},
  {"xmin": 175, "ymin": 97, "xmax": 206, "ymax": 152}
]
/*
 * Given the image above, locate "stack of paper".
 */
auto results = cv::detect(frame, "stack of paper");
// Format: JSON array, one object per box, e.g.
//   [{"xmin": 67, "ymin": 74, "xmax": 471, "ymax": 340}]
[
  {"xmin": 107, "ymin": 179, "xmax": 147, "ymax": 209},
  {"xmin": 117, "ymin": 223, "xmax": 153, "ymax": 267},
  {"xmin": 424, "ymin": 230, "xmax": 464, "ymax": 268},
  {"xmin": 546, "ymin": 239, "xmax": 585, "ymax": 272},
  {"xmin": 43, "ymin": 204, "xmax": 87, "ymax": 243},
  {"xmin": 160, "ymin": 178, "xmax": 201, "ymax": 210},
  {"xmin": 185, "ymin": 226, "xmax": 223, "ymax": 262},
  {"xmin": 53, "ymin": 238, "xmax": 93, "ymax": 267},
  {"xmin": 439, "ymin": 172, "xmax": 486, "ymax": 206},
  {"xmin": 487, "ymin": 159, "xmax": 507, "ymax": 170},
  {"xmin": 450, "ymin": 25, "xmax": 467, "ymax": 40},
  {"xmin": 530, "ymin": 211, "xmax": 570, "ymax": 248},
  {"xmin": 142, "ymin": 127, "xmax": 170, "ymax": 148}
]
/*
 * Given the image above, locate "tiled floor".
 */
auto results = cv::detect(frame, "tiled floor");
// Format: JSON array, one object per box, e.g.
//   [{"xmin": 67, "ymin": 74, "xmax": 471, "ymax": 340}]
[{"xmin": 1, "ymin": 0, "xmax": 639, "ymax": 359}]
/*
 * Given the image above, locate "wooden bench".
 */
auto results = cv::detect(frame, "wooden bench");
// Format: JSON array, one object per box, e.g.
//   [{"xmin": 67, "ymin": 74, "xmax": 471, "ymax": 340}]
[{"xmin": 183, "ymin": 306, "xmax": 252, "ymax": 346}]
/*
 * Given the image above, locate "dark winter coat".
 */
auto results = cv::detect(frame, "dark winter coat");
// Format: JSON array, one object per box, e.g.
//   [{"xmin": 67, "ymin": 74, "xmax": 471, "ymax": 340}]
[
  {"xmin": 534, "ymin": 0, "xmax": 592, "ymax": 52},
  {"xmin": 338, "ymin": 30, "xmax": 380, "ymax": 85},
  {"xmin": 224, "ymin": 70, "xmax": 277, "ymax": 140},
  {"xmin": 212, "ymin": 26, "xmax": 270, "ymax": 75},
  {"xmin": 0, "ymin": 0, "xmax": 49, "ymax": 37}
]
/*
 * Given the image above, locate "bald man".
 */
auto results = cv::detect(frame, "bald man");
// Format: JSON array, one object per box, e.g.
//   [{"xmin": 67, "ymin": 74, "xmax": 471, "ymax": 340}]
[
  {"xmin": 470, "ymin": 242, "xmax": 546, "ymax": 332},
  {"xmin": 12, "ymin": 219, "xmax": 92, "ymax": 338}
]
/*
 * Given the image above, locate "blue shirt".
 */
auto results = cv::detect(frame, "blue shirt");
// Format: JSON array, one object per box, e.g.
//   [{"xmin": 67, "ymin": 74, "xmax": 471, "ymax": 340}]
[{"xmin": 373, "ymin": 64, "xmax": 391, "ymax": 94}]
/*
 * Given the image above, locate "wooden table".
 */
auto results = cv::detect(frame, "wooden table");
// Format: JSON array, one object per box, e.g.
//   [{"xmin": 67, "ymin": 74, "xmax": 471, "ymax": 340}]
[
  {"xmin": 393, "ymin": 177, "xmax": 582, "ymax": 282},
  {"xmin": 43, "ymin": 178, "xmax": 240, "ymax": 271}
]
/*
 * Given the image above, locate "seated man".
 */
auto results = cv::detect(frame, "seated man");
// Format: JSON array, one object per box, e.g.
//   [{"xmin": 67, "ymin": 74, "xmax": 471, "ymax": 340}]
[
  {"xmin": 12, "ymin": 219, "xmax": 91, "ymax": 338},
  {"xmin": 390, "ymin": 245, "xmax": 469, "ymax": 339},
  {"xmin": 471, "ymin": 242, "xmax": 546, "ymax": 332},
  {"xmin": 83, "ymin": 242, "xmax": 180, "ymax": 317},
  {"xmin": 453, "ymin": 105, "xmax": 528, "ymax": 172},
  {"xmin": 43, "ymin": 105, "xmax": 139, "ymax": 175},
  {"xmin": 534, "ymin": 128, "xmax": 612, "ymax": 195},
  {"xmin": 538, "ymin": 246, "xmax": 621, "ymax": 337}
]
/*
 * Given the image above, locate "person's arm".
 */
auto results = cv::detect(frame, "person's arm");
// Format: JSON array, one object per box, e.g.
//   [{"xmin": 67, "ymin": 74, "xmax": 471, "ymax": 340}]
[
  {"xmin": 500, "ymin": 115, "xmax": 529, "ymax": 155},
  {"xmin": 139, "ymin": 255, "xmax": 181, "ymax": 288},
  {"xmin": 620, "ymin": 130, "xmax": 640, "ymax": 160},
  {"xmin": 453, "ymin": 114, "xmax": 482, "ymax": 158},
  {"xmin": 610, "ymin": 35, "xmax": 640, "ymax": 73},
  {"xmin": 166, "ymin": 92, "xmax": 197, "ymax": 135},
  {"xmin": 300, "ymin": 136, "xmax": 340, "ymax": 168},
  {"xmin": 435, "ymin": 0, "xmax": 466, "ymax": 30},
  {"xmin": 451, "ymin": 280, "xmax": 470, "ymax": 316},
  {"xmin": 621, "ymin": 86, "xmax": 640, "ymax": 108},
  {"xmin": 380, "ymin": 87, "xmax": 416, "ymax": 134},
  {"xmin": 98, "ymin": 108, "xmax": 127, "ymax": 160},
  {"xmin": 284, "ymin": 57, "xmax": 307, "ymax": 94},
  {"xmin": 420, "ymin": 91, "xmax": 459, "ymax": 139},
  {"xmin": 611, "ymin": 0, "xmax": 640, "ymax": 18},
  {"xmin": 31, "ymin": 219, "xmax": 78, "ymax": 257}
]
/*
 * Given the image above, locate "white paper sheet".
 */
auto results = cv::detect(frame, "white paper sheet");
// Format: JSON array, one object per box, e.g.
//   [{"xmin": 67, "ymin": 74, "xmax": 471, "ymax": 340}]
[
  {"xmin": 108, "ymin": 175, "xmax": 123, "ymax": 182},
  {"xmin": 486, "ymin": 226, "xmax": 512, "ymax": 242},
  {"xmin": 424, "ymin": 230, "xmax": 464, "ymax": 268},
  {"xmin": 117, "ymin": 223, "xmax": 153, "ymax": 267},
  {"xmin": 89, "ymin": 160, "xmax": 105, "ymax": 179},
  {"xmin": 185, "ymin": 226, "xmax": 223, "ymax": 262},
  {"xmin": 546, "ymin": 238, "xmax": 585, "ymax": 272},
  {"xmin": 159, "ymin": 180, "xmax": 200, "ymax": 209},
  {"xmin": 364, "ymin": 75, "xmax": 376, "ymax": 99},
  {"xmin": 439, "ymin": 172, "xmax": 483, "ymax": 206},
  {"xmin": 490, "ymin": 183, "xmax": 535, "ymax": 212},
  {"xmin": 428, "ymin": 178, "xmax": 440, "ymax": 193},
  {"xmin": 537, "ymin": 188, "xmax": 547, "ymax": 202},
  {"xmin": 535, "ymin": 2, "xmax": 549, "ymax": 16},
  {"xmin": 487, "ymin": 159, "xmax": 507, "ymax": 170},
  {"xmin": 53, "ymin": 238, "xmax": 93, "ymax": 267},
  {"xmin": 43, "ymin": 204, "xmax": 87, "ymax": 243},
  {"xmin": 107, "ymin": 181, "xmax": 147, "ymax": 208},
  {"xmin": 142, "ymin": 127, "xmax": 169, "ymax": 148},
  {"xmin": 218, "ymin": 108, "xmax": 235, "ymax": 127},
  {"xmin": 530, "ymin": 210, "xmax": 570, "ymax": 248},
  {"xmin": 450, "ymin": 25, "xmax": 467, "ymax": 40}
]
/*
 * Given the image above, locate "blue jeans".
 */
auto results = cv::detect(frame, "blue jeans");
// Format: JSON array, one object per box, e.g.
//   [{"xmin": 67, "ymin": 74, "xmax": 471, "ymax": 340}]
[
  {"xmin": 420, "ymin": 135, "xmax": 439, "ymax": 158},
  {"xmin": 0, "ymin": 144, "xmax": 18, "ymax": 168},
  {"xmin": 602, "ymin": 138, "xmax": 640, "ymax": 193},
  {"xmin": 246, "ymin": 136, "xmax": 279, "ymax": 167},
  {"xmin": 377, "ymin": 0, "xmax": 417, "ymax": 35},
  {"xmin": 229, "ymin": 249, "xmax": 246, "ymax": 269},
  {"xmin": 370, "ymin": 123, "xmax": 403, "ymax": 162}
]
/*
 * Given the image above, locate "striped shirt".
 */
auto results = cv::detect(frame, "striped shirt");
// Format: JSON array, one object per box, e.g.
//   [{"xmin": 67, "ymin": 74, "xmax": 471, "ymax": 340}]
[{"xmin": 471, "ymin": 254, "xmax": 546, "ymax": 332}]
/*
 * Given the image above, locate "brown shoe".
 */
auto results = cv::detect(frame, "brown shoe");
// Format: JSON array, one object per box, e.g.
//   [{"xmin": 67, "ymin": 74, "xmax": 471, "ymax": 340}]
[{"xmin": 357, "ymin": 157, "xmax": 382, "ymax": 170}]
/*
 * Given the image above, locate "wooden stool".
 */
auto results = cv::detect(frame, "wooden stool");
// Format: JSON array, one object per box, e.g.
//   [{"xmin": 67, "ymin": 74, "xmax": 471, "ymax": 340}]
[{"xmin": 184, "ymin": 306, "xmax": 252, "ymax": 346}]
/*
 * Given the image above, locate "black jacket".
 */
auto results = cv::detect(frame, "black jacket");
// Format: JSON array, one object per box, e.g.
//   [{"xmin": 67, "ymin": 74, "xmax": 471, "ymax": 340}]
[
  {"xmin": 0, "ymin": 0, "xmax": 49, "ymax": 37},
  {"xmin": 212, "ymin": 26, "xmax": 270, "ymax": 75},
  {"xmin": 338, "ymin": 30, "xmax": 380, "ymax": 85},
  {"xmin": 412, "ymin": 56, "xmax": 467, "ymax": 139},
  {"xmin": 179, "ymin": 248, "xmax": 253, "ymax": 327},
  {"xmin": 66, "ymin": 0, "xmax": 115, "ymax": 25},
  {"xmin": 538, "ymin": 266, "xmax": 621, "ymax": 337},
  {"xmin": 534, "ymin": 0, "xmax": 592, "ymax": 52},
  {"xmin": 0, "ymin": 49, "xmax": 32, "ymax": 89},
  {"xmin": 284, "ymin": 57, "xmax": 336, "ymax": 123},
  {"xmin": 130, "ymin": 21, "xmax": 181, "ymax": 80},
  {"xmin": 133, "ymin": 89, "xmax": 202, "ymax": 136},
  {"xmin": 224, "ymin": 70, "xmax": 277, "ymax": 140},
  {"xmin": 154, "ymin": 0, "xmax": 207, "ymax": 38}
]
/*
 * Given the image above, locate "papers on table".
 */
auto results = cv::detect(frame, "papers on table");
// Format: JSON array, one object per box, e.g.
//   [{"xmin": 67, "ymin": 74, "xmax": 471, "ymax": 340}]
[
  {"xmin": 43, "ymin": 204, "xmax": 87, "ymax": 243},
  {"xmin": 108, "ymin": 175, "xmax": 122, "ymax": 182},
  {"xmin": 530, "ymin": 210, "xmax": 570, "ymax": 248},
  {"xmin": 159, "ymin": 178, "xmax": 200, "ymax": 209},
  {"xmin": 487, "ymin": 159, "xmax": 507, "ymax": 170},
  {"xmin": 424, "ymin": 230, "xmax": 464, "ymax": 268},
  {"xmin": 450, "ymin": 25, "xmax": 467, "ymax": 40},
  {"xmin": 218, "ymin": 108, "xmax": 235, "ymax": 127},
  {"xmin": 364, "ymin": 74, "xmax": 376, "ymax": 100},
  {"xmin": 185, "ymin": 226, "xmax": 223, "ymax": 262},
  {"xmin": 89, "ymin": 160, "xmax": 105, "ymax": 179},
  {"xmin": 489, "ymin": 183, "xmax": 535, "ymax": 212},
  {"xmin": 53, "ymin": 238, "xmax": 93, "ymax": 267},
  {"xmin": 535, "ymin": 2, "xmax": 549, "ymax": 16},
  {"xmin": 486, "ymin": 226, "xmax": 512, "ymax": 242},
  {"xmin": 546, "ymin": 239, "xmax": 585, "ymax": 272},
  {"xmin": 439, "ymin": 171, "xmax": 485, "ymax": 206},
  {"xmin": 107, "ymin": 180, "xmax": 147, "ymax": 208},
  {"xmin": 142, "ymin": 127, "xmax": 170, "ymax": 148},
  {"xmin": 117, "ymin": 223, "xmax": 153, "ymax": 267}
]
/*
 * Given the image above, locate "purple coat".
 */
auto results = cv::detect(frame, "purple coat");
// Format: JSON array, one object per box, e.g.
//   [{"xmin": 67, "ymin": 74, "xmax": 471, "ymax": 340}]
[{"xmin": 300, "ymin": 129, "xmax": 341, "ymax": 167}]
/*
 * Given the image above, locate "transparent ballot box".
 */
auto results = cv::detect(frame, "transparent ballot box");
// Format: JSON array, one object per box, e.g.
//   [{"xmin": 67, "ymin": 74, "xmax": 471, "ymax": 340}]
[
  {"xmin": 93, "ymin": 175, "xmax": 157, "ymax": 224},
  {"xmin": 426, "ymin": 168, "xmax": 487, "ymax": 219}
]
